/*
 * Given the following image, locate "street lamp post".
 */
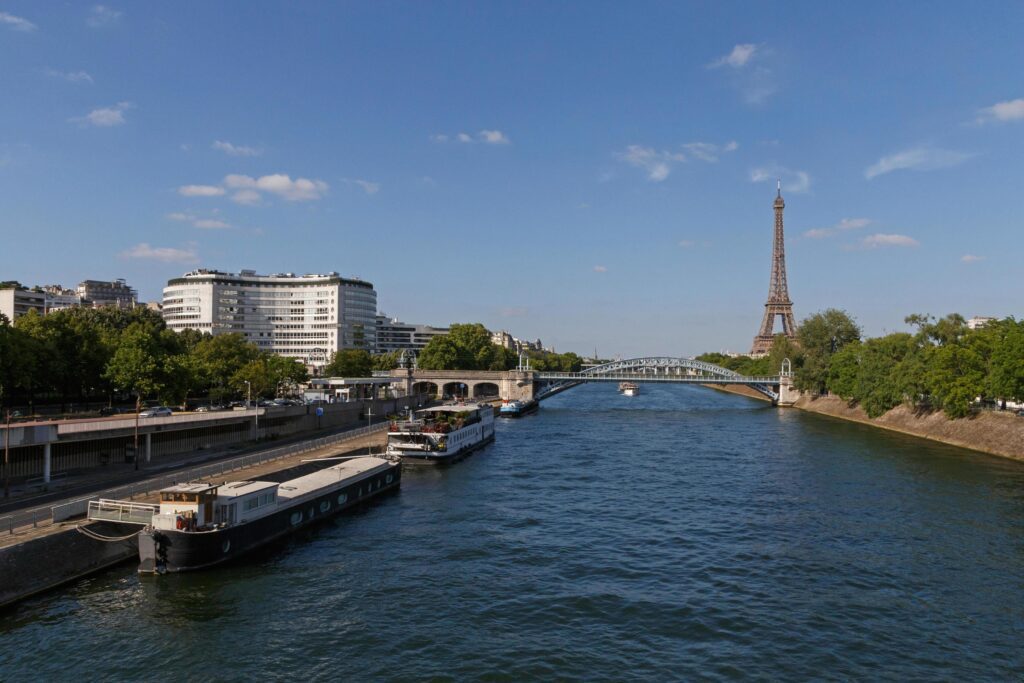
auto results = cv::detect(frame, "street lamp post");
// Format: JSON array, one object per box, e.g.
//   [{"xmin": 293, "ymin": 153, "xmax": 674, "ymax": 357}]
[
  {"xmin": 244, "ymin": 380, "xmax": 257, "ymax": 438},
  {"xmin": 133, "ymin": 393, "xmax": 140, "ymax": 471},
  {"xmin": 4, "ymin": 409, "xmax": 11, "ymax": 499}
]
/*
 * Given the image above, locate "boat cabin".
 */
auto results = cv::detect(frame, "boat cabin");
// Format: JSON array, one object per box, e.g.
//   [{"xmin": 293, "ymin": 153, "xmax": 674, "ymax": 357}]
[
  {"xmin": 213, "ymin": 481, "xmax": 279, "ymax": 526},
  {"xmin": 152, "ymin": 480, "xmax": 280, "ymax": 531},
  {"xmin": 155, "ymin": 483, "xmax": 219, "ymax": 530}
]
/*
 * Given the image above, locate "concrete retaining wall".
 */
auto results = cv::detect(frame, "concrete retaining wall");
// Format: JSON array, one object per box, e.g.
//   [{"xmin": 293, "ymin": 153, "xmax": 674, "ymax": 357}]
[{"xmin": 0, "ymin": 522, "xmax": 138, "ymax": 609}]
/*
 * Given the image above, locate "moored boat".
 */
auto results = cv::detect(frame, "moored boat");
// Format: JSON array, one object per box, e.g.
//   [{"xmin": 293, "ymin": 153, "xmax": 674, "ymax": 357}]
[
  {"xmin": 621, "ymin": 382, "xmax": 639, "ymax": 397},
  {"xmin": 499, "ymin": 398, "xmax": 539, "ymax": 418},
  {"xmin": 129, "ymin": 456, "xmax": 400, "ymax": 573},
  {"xmin": 386, "ymin": 403, "xmax": 495, "ymax": 465}
]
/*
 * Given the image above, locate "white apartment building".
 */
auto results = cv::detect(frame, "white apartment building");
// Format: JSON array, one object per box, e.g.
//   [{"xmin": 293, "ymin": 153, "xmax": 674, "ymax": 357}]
[
  {"xmin": 375, "ymin": 314, "xmax": 449, "ymax": 353},
  {"xmin": 162, "ymin": 269, "xmax": 377, "ymax": 367},
  {"xmin": 0, "ymin": 287, "xmax": 45, "ymax": 321}
]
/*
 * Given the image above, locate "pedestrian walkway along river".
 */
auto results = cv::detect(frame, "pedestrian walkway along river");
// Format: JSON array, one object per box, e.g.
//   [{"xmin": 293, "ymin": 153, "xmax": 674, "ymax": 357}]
[{"xmin": 2, "ymin": 383, "xmax": 1022, "ymax": 679}]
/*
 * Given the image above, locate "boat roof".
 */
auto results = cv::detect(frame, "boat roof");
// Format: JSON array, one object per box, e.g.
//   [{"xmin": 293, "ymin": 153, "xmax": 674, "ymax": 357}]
[
  {"xmin": 215, "ymin": 480, "xmax": 279, "ymax": 499},
  {"xmin": 160, "ymin": 482, "xmax": 219, "ymax": 494},
  {"xmin": 418, "ymin": 403, "xmax": 486, "ymax": 413},
  {"xmin": 276, "ymin": 456, "xmax": 392, "ymax": 501}
]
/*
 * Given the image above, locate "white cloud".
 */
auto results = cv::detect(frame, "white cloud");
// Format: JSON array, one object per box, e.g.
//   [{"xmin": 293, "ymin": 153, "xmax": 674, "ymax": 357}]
[
  {"xmin": 708, "ymin": 44, "xmax": 776, "ymax": 103},
  {"xmin": 678, "ymin": 240, "xmax": 695, "ymax": 248},
  {"xmin": 803, "ymin": 217, "xmax": 871, "ymax": 239},
  {"xmin": 178, "ymin": 184, "xmax": 226, "ymax": 197},
  {"xmin": 166, "ymin": 212, "xmax": 194, "ymax": 222},
  {"xmin": 224, "ymin": 173, "xmax": 328, "ymax": 201},
  {"xmin": 479, "ymin": 129, "xmax": 510, "ymax": 144},
  {"xmin": 616, "ymin": 140, "xmax": 736, "ymax": 181},
  {"xmin": 682, "ymin": 141, "xmax": 738, "ymax": 162},
  {"xmin": 231, "ymin": 189, "xmax": 262, "ymax": 205},
  {"xmin": 617, "ymin": 145, "xmax": 685, "ymax": 182},
  {"xmin": 436, "ymin": 130, "xmax": 511, "ymax": 145},
  {"xmin": 861, "ymin": 233, "xmax": 919, "ymax": 248},
  {"xmin": 212, "ymin": 140, "xmax": 262, "ymax": 157},
  {"xmin": 342, "ymin": 178, "xmax": 380, "ymax": 195},
  {"xmin": 120, "ymin": 243, "xmax": 198, "ymax": 264},
  {"xmin": 750, "ymin": 166, "xmax": 811, "ymax": 193},
  {"xmin": 194, "ymin": 219, "xmax": 230, "ymax": 229},
  {"xmin": 709, "ymin": 44, "xmax": 758, "ymax": 68},
  {"xmin": 45, "ymin": 69, "xmax": 93, "ymax": 84},
  {"xmin": 71, "ymin": 101, "xmax": 133, "ymax": 127},
  {"xmin": 961, "ymin": 254, "xmax": 985, "ymax": 263},
  {"xmin": 976, "ymin": 98, "xmax": 1024, "ymax": 124},
  {"xmin": 864, "ymin": 147, "xmax": 973, "ymax": 179},
  {"xmin": 593, "ymin": 265, "xmax": 607, "ymax": 273},
  {"xmin": 0, "ymin": 11, "xmax": 36, "ymax": 32},
  {"xmin": 87, "ymin": 5, "xmax": 122, "ymax": 27}
]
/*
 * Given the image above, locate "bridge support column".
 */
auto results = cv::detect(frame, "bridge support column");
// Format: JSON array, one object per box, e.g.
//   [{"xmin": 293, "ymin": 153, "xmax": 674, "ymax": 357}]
[
  {"xmin": 777, "ymin": 375, "xmax": 801, "ymax": 407},
  {"xmin": 43, "ymin": 443, "xmax": 51, "ymax": 484},
  {"xmin": 145, "ymin": 432, "xmax": 152, "ymax": 462}
]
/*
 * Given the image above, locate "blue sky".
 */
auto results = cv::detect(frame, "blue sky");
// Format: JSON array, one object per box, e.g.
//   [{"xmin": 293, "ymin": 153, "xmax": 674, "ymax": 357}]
[{"xmin": 1, "ymin": 2, "xmax": 1022, "ymax": 357}]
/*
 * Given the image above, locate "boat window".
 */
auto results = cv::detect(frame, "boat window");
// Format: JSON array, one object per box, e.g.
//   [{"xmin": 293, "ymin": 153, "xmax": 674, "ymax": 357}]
[
  {"xmin": 290, "ymin": 511, "xmax": 302, "ymax": 525},
  {"xmin": 337, "ymin": 493, "xmax": 348, "ymax": 505}
]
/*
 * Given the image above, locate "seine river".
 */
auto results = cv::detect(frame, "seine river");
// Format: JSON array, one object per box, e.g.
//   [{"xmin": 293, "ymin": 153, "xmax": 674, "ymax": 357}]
[{"xmin": 2, "ymin": 384, "xmax": 1024, "ymax": 680}]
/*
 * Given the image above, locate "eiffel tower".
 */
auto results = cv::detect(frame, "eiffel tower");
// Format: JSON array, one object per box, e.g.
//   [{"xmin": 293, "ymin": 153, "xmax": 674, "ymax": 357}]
[{"xmin": 750, "ymin": 181, "xmax": 797, "ymax": 355}]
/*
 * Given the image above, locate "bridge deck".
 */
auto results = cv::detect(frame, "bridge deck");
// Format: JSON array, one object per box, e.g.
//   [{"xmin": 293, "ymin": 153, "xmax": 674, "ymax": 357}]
[{"xmin": 535, "ymin": 373, "xmax": 779, "ymax": 385}]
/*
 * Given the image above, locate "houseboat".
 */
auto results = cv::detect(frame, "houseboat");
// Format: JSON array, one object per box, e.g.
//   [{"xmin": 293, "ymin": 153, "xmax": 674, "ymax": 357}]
[
  {"xmin": 499, "ymin": 398, "xmax": 539, "ymax": 418},
  {"xmin": 386, "ymin": 403, "xmax": 495, "ymax": 465},
  {"xmin": 621, "ymin": 382, "xmax": 639, "ymax": 397},
  {"xmin": 135, "ymin": 456, "xmax": 400, "ymax": 573}
]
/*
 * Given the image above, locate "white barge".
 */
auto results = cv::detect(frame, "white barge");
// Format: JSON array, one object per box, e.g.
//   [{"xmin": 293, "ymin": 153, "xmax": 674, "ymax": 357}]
[
  {"xmin": 386, "ymin": 403, "xmax": 495, "ymax": 465},
  {"xmin": 90, "ymin": 456, "xmax": 402, "ymax": 573}
]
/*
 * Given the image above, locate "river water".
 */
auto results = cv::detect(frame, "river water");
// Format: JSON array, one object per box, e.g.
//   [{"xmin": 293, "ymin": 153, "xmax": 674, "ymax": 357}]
[{"xmin": 2, "ymin": 384, "xmax": 1023, "ymax": 680}]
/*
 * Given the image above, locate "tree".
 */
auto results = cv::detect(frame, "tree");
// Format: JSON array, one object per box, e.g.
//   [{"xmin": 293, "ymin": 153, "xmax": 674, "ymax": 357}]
[
  {"xmin": 324, "ymin": 349, "xmax": 372, "ymax": 377},
  {"xmin": 191, "ymin": 333, "xmax": 259, "ymax": 401},
  {"xmin": 926, "ymin": 343, "xmax": 986, "ymax": 418},
  {"xmin": 988, "ymin": 319, "xmax": 1024, "ymax": 402},
  {"xmin": 417, "ymin": 335, "xmax": 461, "ymax": 370},
  {"xmin": 795, "ymin": 309, "xmax": 861, "ymax": 393},
  {"xmin": 104, "ymin": 324, "xmax": 167, "ymax": 405},
  {"xmin": 372, "ymin": 351, "xmax": 401, "ymax": 372}
]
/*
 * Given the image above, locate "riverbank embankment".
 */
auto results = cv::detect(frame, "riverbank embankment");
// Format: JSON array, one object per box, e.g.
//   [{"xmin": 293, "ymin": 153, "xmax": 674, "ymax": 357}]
[
  {"xmin": 793, "ymin": 395, "xmax": 1024, "ymax": 462},
  {"xmin": 709, "ymin": 383, "xmax": 1024, "ymax": 462}
]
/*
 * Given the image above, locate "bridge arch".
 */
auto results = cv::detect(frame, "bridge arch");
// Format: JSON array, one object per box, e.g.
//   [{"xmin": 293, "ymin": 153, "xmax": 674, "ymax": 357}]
[
  {"xmin": 472, "ymin": 382, "xmax": 500, "ymax": 399},
  {"xmin": 413, "ymin": 381, "xmax": 439, "ymax": 398},
  {"xmin": 535, "ymin": 357, "xmax": 779, "ymax": 402}
]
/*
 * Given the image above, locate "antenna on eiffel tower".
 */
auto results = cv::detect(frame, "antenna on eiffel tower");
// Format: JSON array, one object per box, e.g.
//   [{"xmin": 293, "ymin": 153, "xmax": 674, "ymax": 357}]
[{"xmin": 777, "ymin": 178, "xmax": 781, "ymax": 196}]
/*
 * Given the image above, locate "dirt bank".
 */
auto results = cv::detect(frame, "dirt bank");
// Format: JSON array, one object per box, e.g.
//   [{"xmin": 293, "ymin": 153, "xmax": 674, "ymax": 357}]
[
  {"xmin": 704, "ymin": 384, "xmax": 773, "ymax": 402},
  {"xmin": 794, "ymin": 395, "xmax": 1024, "ymax": 462}
]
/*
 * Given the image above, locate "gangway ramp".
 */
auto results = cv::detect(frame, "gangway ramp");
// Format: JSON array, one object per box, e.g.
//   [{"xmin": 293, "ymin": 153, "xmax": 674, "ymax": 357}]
[{"xmin": 87, "ymin": 499, "xmax": 158, "ymax": 525}]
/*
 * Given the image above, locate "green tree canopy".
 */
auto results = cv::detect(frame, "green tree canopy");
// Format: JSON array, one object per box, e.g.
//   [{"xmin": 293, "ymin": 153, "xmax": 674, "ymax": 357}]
[{"xmin": 324, "ymin": 349, "xmax": 373, "ymax": 377}]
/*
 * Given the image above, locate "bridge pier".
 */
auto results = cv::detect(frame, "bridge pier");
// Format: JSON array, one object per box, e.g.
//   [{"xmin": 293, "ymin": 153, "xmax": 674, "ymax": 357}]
[{"xmin": 776, "ymin": 375, "xmax": 800, "ymax": 407}]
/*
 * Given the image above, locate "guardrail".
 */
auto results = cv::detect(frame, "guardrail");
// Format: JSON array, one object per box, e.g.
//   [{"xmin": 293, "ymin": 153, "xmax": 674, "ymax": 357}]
[{"xmin": 1, "ymin": 422, "xmax": 389, "ymax": 534}]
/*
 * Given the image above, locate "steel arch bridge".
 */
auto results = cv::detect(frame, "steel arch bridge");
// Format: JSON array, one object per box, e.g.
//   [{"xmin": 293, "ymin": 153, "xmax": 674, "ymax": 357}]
[{"xmin": 534, "ymin": 357, "xmax": 781, "ymax": 402}]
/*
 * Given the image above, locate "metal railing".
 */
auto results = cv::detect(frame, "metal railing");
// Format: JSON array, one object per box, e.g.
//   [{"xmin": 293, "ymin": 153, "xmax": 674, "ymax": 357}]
[
  {"xmin": 87, "ymin": 499, "xmax": 159, "ymax": 525},
  {"xmin": 1, "ymin": 422, "xmax": 388, "ymax": 534}
]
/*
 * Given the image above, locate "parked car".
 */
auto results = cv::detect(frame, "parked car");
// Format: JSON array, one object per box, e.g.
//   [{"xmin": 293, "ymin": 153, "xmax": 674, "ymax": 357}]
[
  {"xmin": 1018, "ymin": 410, "xmax": 1024, "ymax": 417},
  {"xmin": 139, "ymin": 406, "xmax": 173, "ymax": 418}
]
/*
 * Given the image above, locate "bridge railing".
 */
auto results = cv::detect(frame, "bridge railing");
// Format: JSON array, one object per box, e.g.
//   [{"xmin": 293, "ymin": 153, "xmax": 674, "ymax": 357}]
[{"xmin": 535, "ymin": 372, "xmax": 780, "ymax": 383}]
